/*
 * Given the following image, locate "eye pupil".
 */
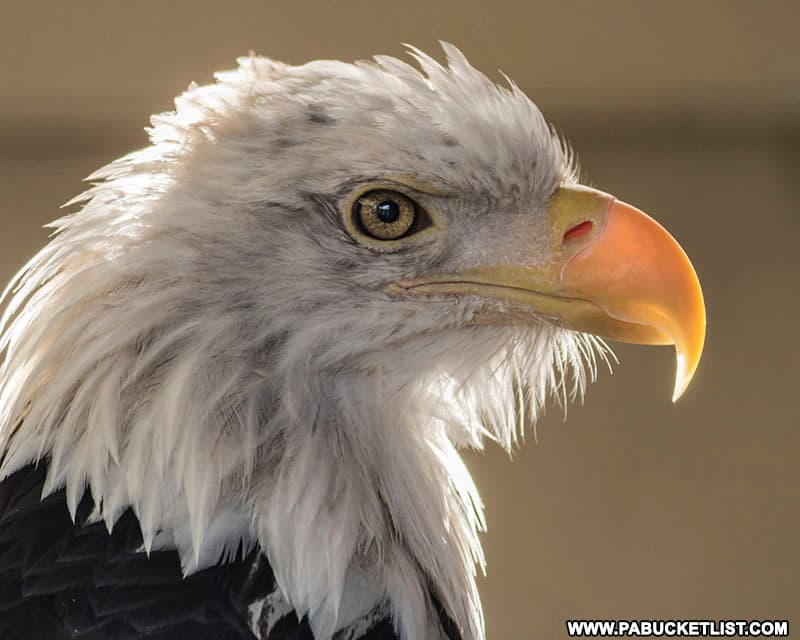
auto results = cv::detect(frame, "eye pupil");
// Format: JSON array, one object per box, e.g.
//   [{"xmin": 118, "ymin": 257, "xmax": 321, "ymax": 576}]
[{"xmin": 376, "ymin": 200, "xmax": 400, "ymax": 223}]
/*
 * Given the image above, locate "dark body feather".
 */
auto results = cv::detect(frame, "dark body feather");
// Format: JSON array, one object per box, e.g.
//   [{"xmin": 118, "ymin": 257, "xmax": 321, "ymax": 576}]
[{"xmin": 0, "ymin": 463, "xmax": 401, "ymax": 640}]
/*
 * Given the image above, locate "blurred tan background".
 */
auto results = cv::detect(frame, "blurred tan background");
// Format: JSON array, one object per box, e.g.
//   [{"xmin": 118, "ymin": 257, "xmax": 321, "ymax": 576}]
[{"xmin": 1, "ymin": 1, "xmax": 798, "ymax": 637}]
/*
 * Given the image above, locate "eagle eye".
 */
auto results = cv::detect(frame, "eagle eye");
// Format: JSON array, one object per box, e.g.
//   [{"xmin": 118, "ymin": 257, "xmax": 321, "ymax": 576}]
[{"xmin": 352, "ymin": 190, "xmax": 421, "ymax": 241}]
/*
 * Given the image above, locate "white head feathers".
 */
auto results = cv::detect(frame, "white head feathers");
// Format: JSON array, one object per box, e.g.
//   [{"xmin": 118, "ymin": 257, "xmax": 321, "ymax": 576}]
[{"xmin": 0, "ymin": 44, "xmax": 607, "ymax": 640}]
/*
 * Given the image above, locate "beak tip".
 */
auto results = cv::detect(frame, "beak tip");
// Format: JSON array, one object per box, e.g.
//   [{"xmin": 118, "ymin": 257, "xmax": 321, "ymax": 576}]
[{"xmin": 671, "ymin": 348, "xmax": 699, "ymax": 403}]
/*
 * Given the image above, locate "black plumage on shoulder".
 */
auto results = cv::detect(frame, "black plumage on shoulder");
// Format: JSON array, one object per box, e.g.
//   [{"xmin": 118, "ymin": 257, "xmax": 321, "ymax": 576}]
[{"xmin": 0, "ymin": 463, "xmax": 401, "ymax": 640}]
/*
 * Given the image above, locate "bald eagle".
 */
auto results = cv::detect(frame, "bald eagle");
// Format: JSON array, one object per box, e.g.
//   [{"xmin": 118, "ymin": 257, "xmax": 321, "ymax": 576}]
[{"xmin": 0, "ymin": 45, "xmax": 704, "ymax": 640}]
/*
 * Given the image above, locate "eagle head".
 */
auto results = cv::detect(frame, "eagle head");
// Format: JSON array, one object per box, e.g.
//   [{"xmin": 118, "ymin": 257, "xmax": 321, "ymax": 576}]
[{"xmin": 0, "ymin": 44, "xmax": 704, "ymax": 640}]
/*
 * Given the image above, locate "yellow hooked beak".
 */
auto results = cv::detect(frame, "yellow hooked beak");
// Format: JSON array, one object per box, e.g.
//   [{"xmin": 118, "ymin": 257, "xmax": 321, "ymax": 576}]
[{"xmin": 390, "ymin": 185, "xmax": 706, "ymax": 401}]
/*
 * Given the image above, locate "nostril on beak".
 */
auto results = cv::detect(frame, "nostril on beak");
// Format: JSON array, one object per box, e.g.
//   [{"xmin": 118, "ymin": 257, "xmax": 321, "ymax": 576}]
[{"xmin": 563, "ymin": 220, "xmax": 593, "ymax": 243}]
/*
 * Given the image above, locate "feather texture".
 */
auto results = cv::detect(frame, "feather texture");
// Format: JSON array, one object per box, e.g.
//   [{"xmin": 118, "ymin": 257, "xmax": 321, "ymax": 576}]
[{"xmin": 0, "ymin": 44, "xmax": 603, "ymax": 639}]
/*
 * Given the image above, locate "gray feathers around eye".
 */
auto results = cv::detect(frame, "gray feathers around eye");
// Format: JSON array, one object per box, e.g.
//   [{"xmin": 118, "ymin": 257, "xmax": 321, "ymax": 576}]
[{"xmin": 0, "ymin": 43, "xmax": 604, "ymax": 640}]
